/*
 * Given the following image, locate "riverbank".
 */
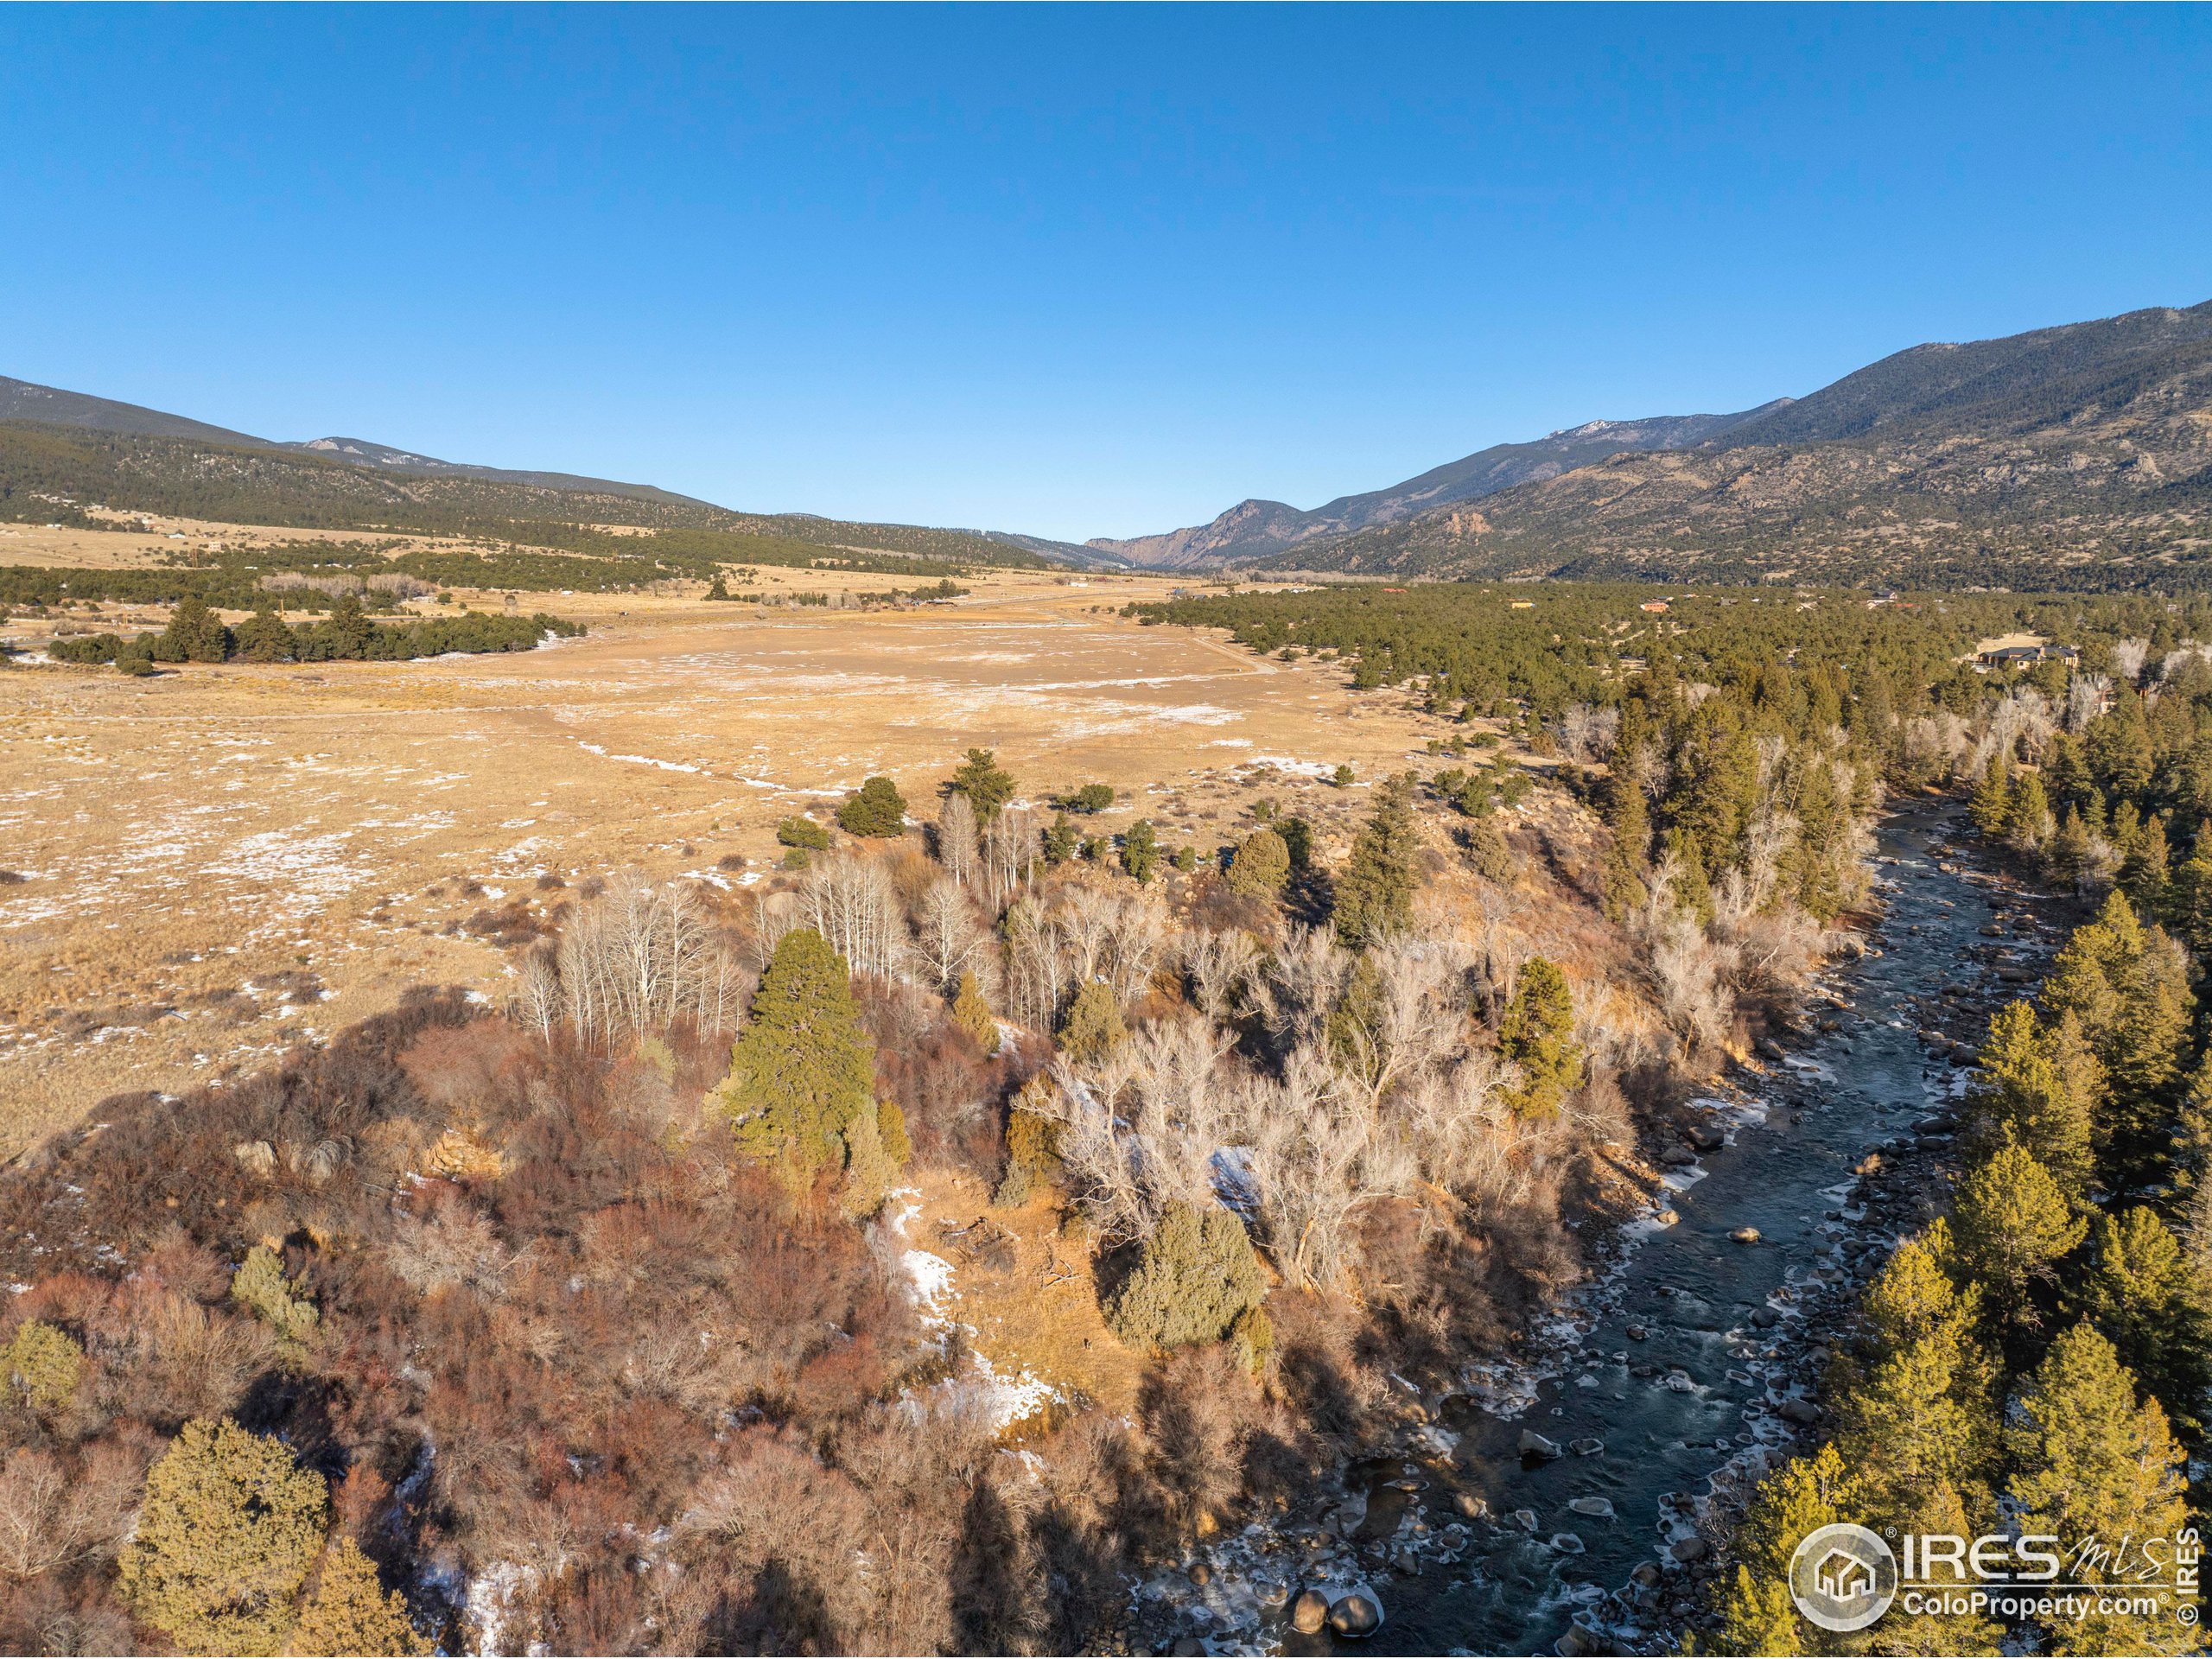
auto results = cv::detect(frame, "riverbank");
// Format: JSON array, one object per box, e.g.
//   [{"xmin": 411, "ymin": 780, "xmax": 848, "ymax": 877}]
[{"xmin": 1124, "ymin": 799, "xmax": 2065, "ymax": 1658}]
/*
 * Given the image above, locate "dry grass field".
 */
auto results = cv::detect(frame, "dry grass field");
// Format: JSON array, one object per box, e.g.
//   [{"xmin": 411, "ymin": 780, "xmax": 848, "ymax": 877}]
[{"xmin": 0, "ymin": 571, "xmax": 1445, "ymax": 1156}]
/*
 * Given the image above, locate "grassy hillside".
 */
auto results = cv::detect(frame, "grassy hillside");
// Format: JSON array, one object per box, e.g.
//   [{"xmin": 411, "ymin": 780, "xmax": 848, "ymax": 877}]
[
  {"xmin": 1272, "ymin": 301, "xmax": 2212, "ymax": 590},
  {"xmin": 0, "ymin": 422, "xmax": 1053, "ymax": 590}
]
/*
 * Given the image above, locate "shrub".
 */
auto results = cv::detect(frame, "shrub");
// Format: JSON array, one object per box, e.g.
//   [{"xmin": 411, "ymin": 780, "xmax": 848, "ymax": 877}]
[
  {"xmin": 836, "ymin": 776, "xmax": 909, "ymax": 837},
  {"xmin": 952, "ymin": 970, "xmax": 1001, "ymax": 1056},
  {"xmin": 1059, "ymin": 783, "xmax": 1115, "ymax": 814},
  {"xmin": 1058, "ymin": 981, "xmax": 1126, "ymax": 1066},
  {"xmin": 118, "ymin": 1418, "xmax": 328, "ymax": 1656},
  {"xmin": 229, "ymin": 1245, "xmax": 320, "ymax": 1351},
  {"xmin": 1279, "ymin": 817, "xmax": 1313, "ymax": 870},
  {"xmin": 289, "ymin": 1539, "xmax": 426, "ymax": 1657},
  {"xmin": 995, "ymin": 1087, "xmax": 1064, "ymax": 1207},
  {"xmin": 0, "ymin": 1319, "xmax": 82, "ymax": 1413},
  {"xmin": 1105, "ymin": 1203, "xmax": 1268, "ymax": 1351},
  {"xmin": 1462, "ymin": 817, "xmax": 1517, "ymax": 883},
  {"xmin": 776, "ymin": 816, "xmax": 832, "ymax": 852},
  {"xmin": 1224, "ymin": 828, "xmax": 1290, "ymax": 897}
]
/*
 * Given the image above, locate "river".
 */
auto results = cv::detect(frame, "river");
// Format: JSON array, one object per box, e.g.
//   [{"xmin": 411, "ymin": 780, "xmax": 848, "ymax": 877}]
[{"xmin": 1140, "ymin": 802, "xmax": 2056, "ymax": 1657}]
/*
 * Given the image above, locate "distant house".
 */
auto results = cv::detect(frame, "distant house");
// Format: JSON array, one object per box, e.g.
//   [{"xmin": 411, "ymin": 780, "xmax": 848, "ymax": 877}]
[
  {"xmin": 1509, "ymin": 600, "xmax": 1535, "ymax": 610},
  {"xmin": 1639, "ymin": 601, "xmax": 1669, "ymax": 613},
  {"xmin": 1974, "ymin": 641, "xmax": 2078, "ymax": 671}
]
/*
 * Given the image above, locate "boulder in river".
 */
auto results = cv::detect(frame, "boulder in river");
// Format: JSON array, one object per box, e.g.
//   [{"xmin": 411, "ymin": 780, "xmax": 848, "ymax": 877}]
[
  {"xmin": 1750, "ymin": 1306, "xmax": 1779, "ymax": 1328},
  {"xmin": 1550, "ymin": 1532, "xmax": 1586, "ymax": 1554},
  {"xmin": 1778, "ymin": 1397, "xmax": 1822, "ymax": 1426},
  {"xmin": 1289, "ymin": 1589, "xmax": 1331, "ymax": 1634},
  {"xmin": 1519, "ymin": 1430, "xmax": 1563, "ymax": 1459},
  {"xmin": 1730, "ymin": 1226, "xmax": 1762, "ymax": 1244},
  {"xmin": 1687, "ymin": 1122, "xmax": 1726, "ymax": 1152},
  {"xmin": 1328, "ymin": 1592, "xmax": 1384, "ymax": 1637},
  {"xmin": 1512, "ymin": 1508, "xmax": 1540, "ymax": 1530},
  {"xmin": 1670, "ymin": 1535, "xmax": 1711, "ymax": 1564},
  {"xmin": 1567, "ymin": 1496, "xmax": 1615, "ymax": 1519},
  {"xmin": 1187, "ymin": 1562, "xmax": 1211, "ymax": 1587},
  {"xmin": 1568, "ymin": 1437, "xmax": 1605, "ymax": 1457},
  {"xmin": 1455, "ymin": 1492, "xmax": 1488, "ymax": 1520},
  {"xmin": 1625, "ymin": 1323, "xmax": 1649, "ymax": 1341}
]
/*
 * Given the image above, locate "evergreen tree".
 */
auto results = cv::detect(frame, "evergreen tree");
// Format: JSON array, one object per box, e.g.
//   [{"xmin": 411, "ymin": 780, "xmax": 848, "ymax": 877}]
[
  {"xmin": 2007, "ymin": 1325, "xmax": 2194, "ymax": 1658},
  {"xmin": 952, "ymin": 969, "xmax": 1001, "ymax": 1055},
  {"xmin": 2120, "ymin": 810, "xmax": 2175, "ymax": 917},
  {"xmin": 119, "ymin": 1417, "xmax": 328, "ymax": 1656},
  {"xmin": 1968, "ymin": 753, "xmax": 2013, "ymax": 838},
  {"xmin": 232, "ymin": 602, "xmax": 296, "ymax": 664},
  {"xmin": 1058, "ymin": 979, "xmax": 1126, "ymax": 1067},
  {"xmin": 1833, "ymin": 1223, "xmax": 1996, "ymax": 1519},
  {"xmin": 1042, "ymin": 812, "xmax": 1080, "ymax": 865},
  {"xmin": 1498, "ymin": 957, "xmax": 1583, "ymax": 1120},
  {"xmin": 835, "ymin": 775, "xmax": 909, "ymax": 836},
  {"xmin": 1224, "ymin": 826, "xmax": 1290, "ymax": 897},
  {"xmin": 1332, "ymin": 772, "xmax": 1421, "ymax": 945},
  {"xmin": 1967, "ymin": 1001, "xmax": 2096, "ymax": 1203},
  {"xmin": 290, "ymin": 1539, "xmax": 427, "ymax": 1657},
  {"xmin": 1714, "ymin": 1443, "xmax": 1859, "ymax": 1657},
  {"xmin": 159, "ymin": 594, "xmax": 233, "ymax": 664},
  {"xmin": 2074, "ymin": 1206, "xmax": 2211, "ymax": 1436},
  {"xmin": 1951, "ymin": 1143, "xmax": 2087, "ymax": 1338},
  {"xmin": 1120, "ymin": 818, "xmax": 1160, "ymax": 883},
  {"xmin": 1103, "ymin": 1202, "xmax": 1267, "ymax": 1351},
  {"xmin": 321, "ymin": 593, "xmax": 376, "ymax": 660},
  {"xmin": 2006, "ymin": 768, "xmax": 2052, "ymax": 856},
  {"xmin": 2050, "ymin": 805, "xmax": 2093, "ymax": 888},
  {"xmin": 1663, "ymin": 825, "xmax": 1715, "ymax": 925},
  {"xmin": 2169, "ymin": 834, "xmax": 2212, "ymax": 957},
  {"xmin": 947, "ymin": 747, "xmax": 1017, "ymax": 822},
  {"xmin": 0, "ymin": 1319, "xmax": 82, "ymax": 1413},
  {"xmin": 230, "ymin": 1244, "xmax": 320, "ymax": 1353},
  {"xmin": 876, "ymin": 1099, "xmax": 912, "ymax": 1167},
  {"xmin": 838, "ymin": 1103, "xmax": 896, "ymax": 1220},
  {"xmin": 717, "ymin": 929, "xmax": 878, "ymax": 1174}
]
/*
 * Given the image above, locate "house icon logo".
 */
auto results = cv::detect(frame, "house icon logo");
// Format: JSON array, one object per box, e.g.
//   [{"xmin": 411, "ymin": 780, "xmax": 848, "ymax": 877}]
[{"xmin": 1789, "ymin": 1523, "xmax": 1897, "ymax": 1632}]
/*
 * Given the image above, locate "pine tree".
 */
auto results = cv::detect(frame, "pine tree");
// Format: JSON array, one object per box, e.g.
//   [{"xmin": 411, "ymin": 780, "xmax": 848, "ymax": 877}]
[
  {"xmin": 1663, "ymin": 825, "xmax": 1715, "ymax": 925},
  {"xmin": 2169, "ymin": 836, "xmax": 2212, "ymax": 957},
  {"xmin": 1332, "ymin": 772, "xmax": 1421, "ymax": 945},
  {"xmin": 1968, "ymin": 753, "xmax": 2013, "ymax": 838},
  {"xmin": 1042, "ymin": 812, "xmax": 1080, "ymax": 865},
  {"xmin": 717, "ymin": 929, "xmax": 878, "ymax": 1174},
  {"xmin": 230, "ymin": 1244, "xmax": 321, "ymax": 1352},
  {"xmin": 118, "ymin": 1417, "xmax": 328, "ymax": 1656},
  {"xmin": 1498, "ymin": 957, "xmax": 1583, "ymax": 1120},
  {"xmin": 1834, "ymin": 1222, "xmax": 1996, "ymax": 1521},
  {"xmin": 1715, "ymin": 1443, "xmax": 1859, "ymax": 1657},
  {"xmin": 1058, "ymin": 979, "xmax": 1126, "ymax": 1067},
  {"xmin": 2120, "ymin": 811, "xmax": 2174, "ymax": 917},
  {"xmin": 2050, "ymin": 805, "xmax": 2093, "ymax": 888},
  {"xmin": 1120, "ymin": 818, "xmax": 1160, "ymax": 883},
  {"xmin": 952, "ymin": 969, "xmax": 1001, "ymax": 1055},
  {"xmin": 836, "ymin": 775, "xmax": 909, "ymax": 837},
  {"xmin": 161, "ymin": 594, "xmax": 233, "ymax": 664},
  {"xmin": 1951, "ymin": 1142, "xmax": 2086, "ymax": 1338},
  {"xmin": 2006, "ymin": 768, "xmax": 2052, "ymax": 856},
  {"xmin": 290, "ymin": 1539, "xmax": 427, "ymax": 1657},
  {"xmin": 2075, "ymin": 1206, "xmax": 2211, "ymax": 1437},
  {"xmin": 1224, "ymin": 826, "xmax": 1290, "ymax": 897},
  {"xmin": 1967, "ymin": 1001, "xmax": 2096, "ymax": 1203},
  {"xmin": 2007, "ymin": 1325, "xmax": 2194, "ymax": 1657},
  {"xmin": 232, "ymin": 603, "xmax": 296, "ymax": 664},
  {"xmin": 948, "ymin": 747, "xmax": 1017, "ymax": 822},
  {"xmin": 1872, "ymin": 1481, "xmax": 2004, "ymax": 1656}
]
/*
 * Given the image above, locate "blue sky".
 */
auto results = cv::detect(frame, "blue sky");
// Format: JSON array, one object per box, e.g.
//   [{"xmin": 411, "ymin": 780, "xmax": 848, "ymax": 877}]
[{"xmin": 3, "ymin": 5, "xmax": 2207, "ymax": 541}]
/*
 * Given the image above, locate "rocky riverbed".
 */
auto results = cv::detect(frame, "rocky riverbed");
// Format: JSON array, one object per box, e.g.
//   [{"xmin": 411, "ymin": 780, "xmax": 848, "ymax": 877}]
[{"xmin": 1126, "ymin": 802, "xmax": 2062, "ymax": 1658}]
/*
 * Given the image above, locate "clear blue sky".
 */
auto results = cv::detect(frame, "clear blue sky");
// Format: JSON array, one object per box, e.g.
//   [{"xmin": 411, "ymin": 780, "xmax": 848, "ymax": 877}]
[{"xmin": 3, "ymin": 5, "xmax": 2207, "ymax": 541}]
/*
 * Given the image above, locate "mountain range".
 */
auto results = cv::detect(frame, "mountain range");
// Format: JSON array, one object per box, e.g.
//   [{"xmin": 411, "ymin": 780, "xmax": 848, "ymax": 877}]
[
  {"xmin": 1285, "ymin": 297, "xmax": 2212, "ymax": 588},
  {"xmin": 10, "ymin": 295, "xmax": 2212, "ymax": 589},
  {"xmin": 1084, "ymin": 404, "xmax": 1791, "ymax": 568}
]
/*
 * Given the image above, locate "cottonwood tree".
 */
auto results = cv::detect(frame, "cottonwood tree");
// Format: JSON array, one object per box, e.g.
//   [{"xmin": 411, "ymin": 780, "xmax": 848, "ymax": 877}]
[{"xmin": 935, "ymin": 792, "xmax": 981, "ymax": 888}]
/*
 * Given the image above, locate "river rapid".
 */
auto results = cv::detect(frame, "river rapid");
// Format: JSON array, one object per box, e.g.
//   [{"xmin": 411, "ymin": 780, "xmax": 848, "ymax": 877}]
[{"xmin": 1131, "ymin": 801, "xmax": 2058, "ymax": 1658}]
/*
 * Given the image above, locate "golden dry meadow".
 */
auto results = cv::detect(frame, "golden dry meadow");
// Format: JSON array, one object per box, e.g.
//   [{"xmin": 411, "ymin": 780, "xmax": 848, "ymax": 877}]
[{"xmin": 0, "ymin": 570, "xmax": 1440, "ymax": 1155}]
